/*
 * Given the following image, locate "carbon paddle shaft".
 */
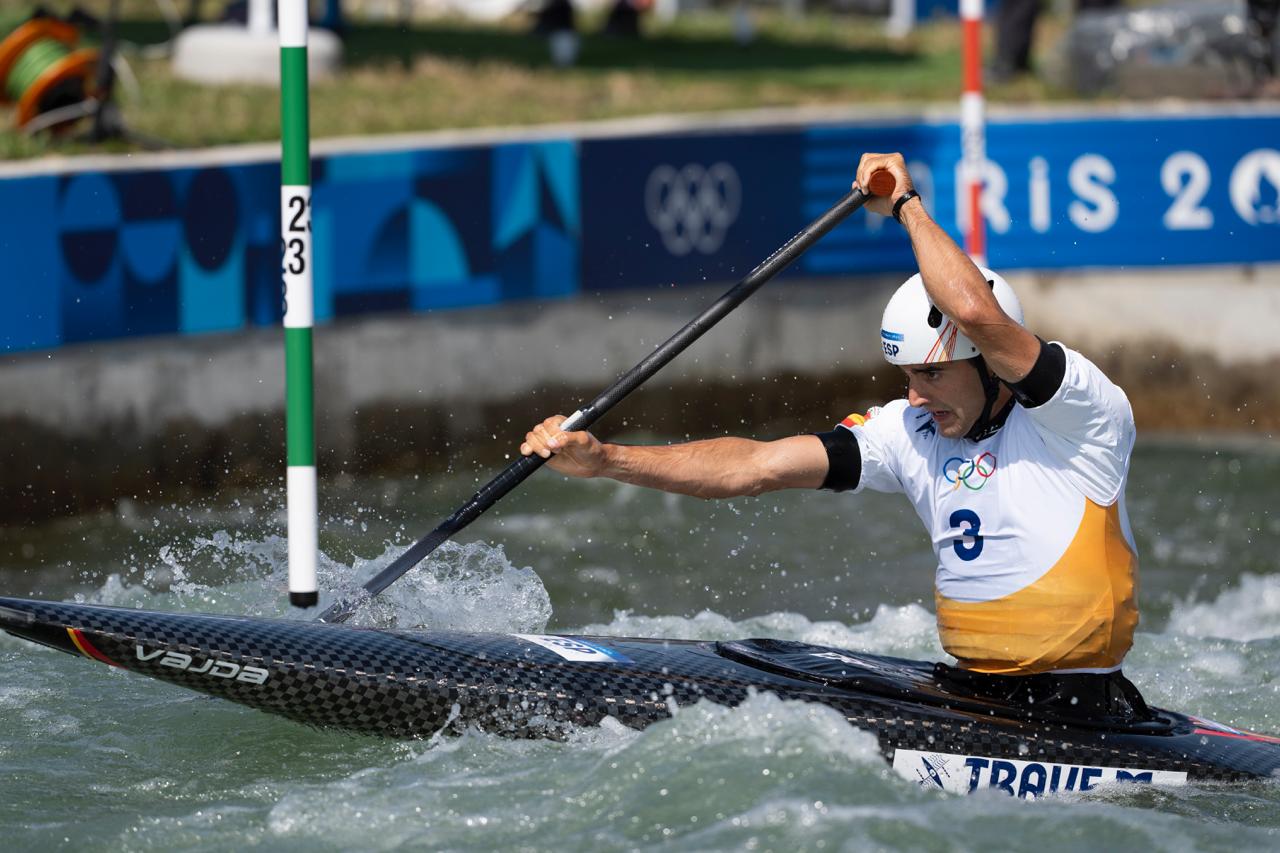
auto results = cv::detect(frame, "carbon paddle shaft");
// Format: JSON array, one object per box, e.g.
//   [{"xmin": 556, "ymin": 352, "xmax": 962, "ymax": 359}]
[{"xmin": 316, "ymin": 188, "xmax": 872, "ymax": 623}]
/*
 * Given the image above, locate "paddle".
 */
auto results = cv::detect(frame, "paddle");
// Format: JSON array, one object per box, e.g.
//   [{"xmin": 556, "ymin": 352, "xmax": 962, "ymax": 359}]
[{"xmin": 315, "ymin": 173, "xmax": 894, "ymax": 624}]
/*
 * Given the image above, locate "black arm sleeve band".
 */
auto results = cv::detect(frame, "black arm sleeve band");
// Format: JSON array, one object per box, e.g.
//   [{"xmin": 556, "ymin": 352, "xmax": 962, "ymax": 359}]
[
  {"xmin": 1008, "ymin": 338, "xmax": 1067, "ymax": 409},
  {"xmin": 815, "ymin": 428, "xmax": 862, "ymax": 493}
]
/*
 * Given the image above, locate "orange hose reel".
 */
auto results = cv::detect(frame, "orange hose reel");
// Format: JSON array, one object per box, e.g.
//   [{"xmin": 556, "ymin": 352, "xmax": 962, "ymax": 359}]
[{"xmin": 0, "ymin": 17, "xmax": 99, "ymax": 130}]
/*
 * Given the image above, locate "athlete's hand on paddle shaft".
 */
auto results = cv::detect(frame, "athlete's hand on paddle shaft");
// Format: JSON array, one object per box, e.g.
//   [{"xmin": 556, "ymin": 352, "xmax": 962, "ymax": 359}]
[
  {"xmin": 521, "ymin": 415, "xmax": 607, "ymax": 478},
  {"xmin": 854, "ymin": 153, "xmax": 917, "ymax": 219}
]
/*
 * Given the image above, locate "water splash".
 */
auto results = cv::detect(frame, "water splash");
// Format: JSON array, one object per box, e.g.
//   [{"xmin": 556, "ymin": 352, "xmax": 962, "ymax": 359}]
[
  {"xmin": 1167, "ymin": 573, "xmax": 1280, "ymax": 642},
  {"xmin": 259, "ymin": 692, "xmax": 885, "ymax": 850},
  {"xmin": 346, "ymin": 540, "xmax": 552, "ymax": 633},
  {"xmin": 73, "ymin": 530, "xmax": 552, "ymax": 633},
  {"xmin": 578, "ymin": 602, "xmax": 944, "ymax": 661}
]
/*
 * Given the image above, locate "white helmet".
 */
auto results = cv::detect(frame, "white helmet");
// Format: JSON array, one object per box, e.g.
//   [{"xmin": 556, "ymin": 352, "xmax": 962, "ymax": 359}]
[{"xmin": 879, "ymin": 268, "xmax": 1023, "ymax": 365}]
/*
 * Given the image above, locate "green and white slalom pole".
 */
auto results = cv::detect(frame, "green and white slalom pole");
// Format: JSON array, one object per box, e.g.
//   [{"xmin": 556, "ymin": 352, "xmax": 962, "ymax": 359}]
[{"xmin": 279, "ymin": 0, "xmax": 318, "ymax": 608}]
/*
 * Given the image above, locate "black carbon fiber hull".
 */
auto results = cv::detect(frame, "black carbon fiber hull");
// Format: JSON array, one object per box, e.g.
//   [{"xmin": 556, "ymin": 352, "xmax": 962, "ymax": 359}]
[{"xmin": 2, "ymin": 596, "xmax": 1277, "ymax": 791}]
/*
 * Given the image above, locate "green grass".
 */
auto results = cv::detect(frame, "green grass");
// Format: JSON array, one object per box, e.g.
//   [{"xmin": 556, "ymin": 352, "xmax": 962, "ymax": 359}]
[{"xmin": 0, "ymin": 6, "xmax": 1066, "ymax": 160}]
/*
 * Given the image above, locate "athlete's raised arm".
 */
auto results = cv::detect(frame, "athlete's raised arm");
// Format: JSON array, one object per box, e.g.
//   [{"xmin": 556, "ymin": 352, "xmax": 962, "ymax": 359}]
[
  {"xmin": 854, "ymin": 152, "xmax": 1041, "ymax": 383},
  {"xmin": 520, "ymin": 416, "xmax": 829, "ymax": 499}
]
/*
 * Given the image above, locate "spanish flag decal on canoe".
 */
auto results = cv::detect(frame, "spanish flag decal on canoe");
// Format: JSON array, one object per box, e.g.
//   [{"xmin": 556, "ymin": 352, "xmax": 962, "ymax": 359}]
[{"xmin": 66, "ymin": 627, "xmax": 121, "ymax": 667}]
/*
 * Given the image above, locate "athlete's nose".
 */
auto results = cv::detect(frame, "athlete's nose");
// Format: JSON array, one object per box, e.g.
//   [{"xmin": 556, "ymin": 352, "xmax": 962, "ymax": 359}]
[{"xmin": 907, "ymin": 380, "xmax": 927, "ymax": 408}]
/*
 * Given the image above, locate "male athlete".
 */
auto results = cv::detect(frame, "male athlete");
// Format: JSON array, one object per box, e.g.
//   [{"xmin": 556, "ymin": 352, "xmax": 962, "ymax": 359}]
[{"xmin": 520, "ymin": 152, "xmax": 1148, "ymax": 722}]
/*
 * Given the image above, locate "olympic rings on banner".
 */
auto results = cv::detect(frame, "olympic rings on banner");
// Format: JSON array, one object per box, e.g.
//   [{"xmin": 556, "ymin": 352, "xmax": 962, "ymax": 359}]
[
  {"xmin": 942, "ymin": 452, "xmax": 997, "ymax": 491},
  {"xmin": 644, "ymin": 162, "xmax": 742, "ymax": 257}
]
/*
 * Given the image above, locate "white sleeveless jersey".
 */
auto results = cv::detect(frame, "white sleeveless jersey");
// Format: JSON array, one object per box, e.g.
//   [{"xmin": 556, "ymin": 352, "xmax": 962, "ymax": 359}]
[{"xmin": 844, "ymin": 345, "xmax": 1139, "ymax": 674}]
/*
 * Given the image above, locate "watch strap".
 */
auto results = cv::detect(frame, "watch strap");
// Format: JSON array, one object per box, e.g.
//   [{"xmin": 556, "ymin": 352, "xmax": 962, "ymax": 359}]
[{"xmin": 892, "ymin": 190, "xmax": 920, "ymax": 224}]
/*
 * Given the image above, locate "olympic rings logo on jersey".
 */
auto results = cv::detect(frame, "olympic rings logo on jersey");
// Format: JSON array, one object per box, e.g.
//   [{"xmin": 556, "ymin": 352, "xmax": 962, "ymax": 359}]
[
  {"xmin": 645, "ymin": 162, "xmax": 742, "ymax": 257},
  {"xmin": 942, "ymin": 453, "xmax": 997, "ymax": 491}
]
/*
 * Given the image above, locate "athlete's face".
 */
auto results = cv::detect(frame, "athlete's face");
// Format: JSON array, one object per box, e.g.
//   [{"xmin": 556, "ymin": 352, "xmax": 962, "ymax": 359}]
[{"xmin": 901, "ymin": 361, "xmax": 987, "ymax": 438}]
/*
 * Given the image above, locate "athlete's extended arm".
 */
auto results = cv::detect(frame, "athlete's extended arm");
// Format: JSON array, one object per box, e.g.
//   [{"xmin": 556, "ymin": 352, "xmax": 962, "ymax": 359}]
[
  {"xmin": 854, "ymin": 153, "xmax": 1041, "ymax": 383},
  {"xmin": 520, "ymin": 416, "xmax": 829, "ymax": 498}
]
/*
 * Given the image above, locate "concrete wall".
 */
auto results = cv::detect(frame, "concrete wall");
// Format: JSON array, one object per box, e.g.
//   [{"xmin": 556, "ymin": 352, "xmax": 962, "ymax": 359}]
[
  {"xmin": 1014, "ymin": 265, "xmax": 1280, "ymax": 367},
  {"xmin": 3, "ymin": 263, "xmax": 1276, "ymax": 523}
]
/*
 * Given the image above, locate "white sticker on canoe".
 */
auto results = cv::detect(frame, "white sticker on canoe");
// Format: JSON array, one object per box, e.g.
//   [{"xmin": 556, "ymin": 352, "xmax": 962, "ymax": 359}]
[
  {"xmin": 892, "ymin": 749, "xmax": 1187, "ymax": 797},
  {"xmin": 514, "ymin": 635, "xmax": 633, "ymax": 663}
]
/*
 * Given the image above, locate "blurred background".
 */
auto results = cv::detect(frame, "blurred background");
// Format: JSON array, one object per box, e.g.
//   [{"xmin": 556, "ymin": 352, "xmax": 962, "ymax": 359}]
[{"xmin": 3, "ymin": 1, "xmax": 1277, "ymax": 155}]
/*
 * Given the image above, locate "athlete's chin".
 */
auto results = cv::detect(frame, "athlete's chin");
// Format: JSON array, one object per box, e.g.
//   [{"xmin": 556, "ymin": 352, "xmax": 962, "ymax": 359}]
[{"xmin": 935, "ymin": 416, "xmax": 968, "ymax": 438}]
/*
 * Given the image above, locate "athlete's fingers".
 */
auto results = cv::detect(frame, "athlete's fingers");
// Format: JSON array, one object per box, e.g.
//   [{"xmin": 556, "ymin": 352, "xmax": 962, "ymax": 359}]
[
  {"xmin": 521, "ymin": 431, "xmax": 550, "ymax": 458},
  {"xmin": 856, "ymin": 152, "xmax": 897, "ymax": 189},
  {"xmin": 855, "ymin": 152, "xmax": 914, "ymax": 199},
  {"xmin": 520, "ymin": 437, "xmax": 550, "ymax": 458},
  {"xmin": 523, "ymin": 417, "xmax": 565, "ymax": 458},
  {"xmin": 854, "ymin": 153, "xmax": 914, "ymax": 219},
  {"xmin": 550, "ymin": 429, "xmax": 591, "ymax": 451},
  {"xmin": 539, "ymin": 416, "xmax": 569, "ymax": 449},
  {"xmin": 853, "ymin": 157, "xmax": 871, "ymax": 194}
]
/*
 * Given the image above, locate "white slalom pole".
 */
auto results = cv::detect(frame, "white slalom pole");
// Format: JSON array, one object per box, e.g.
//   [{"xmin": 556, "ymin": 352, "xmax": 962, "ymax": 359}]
[
  {"xmin": 279, "ymin": 1, "xmax": 318, "ymax": 608},
  {"xmin": 960, "ymin": 0, "xmax": 987, "ymax": 266}
]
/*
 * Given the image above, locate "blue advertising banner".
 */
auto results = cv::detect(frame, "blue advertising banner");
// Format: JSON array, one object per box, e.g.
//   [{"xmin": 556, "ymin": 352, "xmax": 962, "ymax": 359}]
[
  {"xmin": 985, "ymin": 114, "xmax": 1280, "ymax": 269},
  {"xmin": 0, "ymin": 139, "xmax": 580, "ymax": 353},
  {"xmin": 580, "ymin": 129, "xmax": 803, "ymax": 291},
  {"xmin": 1, "ymin": 108, "xmax": 1277, "ymax": 354},
  {"xmin": 799, "ymin": 112, "xmax": 1280, "ymax": 273},
  {"xmin": 798, "ymin": 120, "xmax": 951, "ymax": 276}
]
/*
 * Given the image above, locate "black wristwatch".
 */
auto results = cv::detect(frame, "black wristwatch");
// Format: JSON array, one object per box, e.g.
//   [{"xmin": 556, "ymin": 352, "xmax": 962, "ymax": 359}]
[{"xmin": 892, "ymin": 190, "xmax": 920, "ymax": 224}]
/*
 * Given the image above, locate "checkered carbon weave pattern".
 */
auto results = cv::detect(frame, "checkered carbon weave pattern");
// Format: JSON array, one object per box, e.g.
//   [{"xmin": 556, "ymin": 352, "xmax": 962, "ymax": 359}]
[{"xmin": 2, "ymin": 597, "xmax": 1278, "ymax": 781}]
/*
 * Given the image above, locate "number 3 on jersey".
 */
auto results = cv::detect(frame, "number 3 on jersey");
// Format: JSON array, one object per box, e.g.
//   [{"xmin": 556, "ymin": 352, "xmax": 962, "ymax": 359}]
[{"xmin": 949, "ymin": 509, "xmax": 983, "ymax": 561}]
